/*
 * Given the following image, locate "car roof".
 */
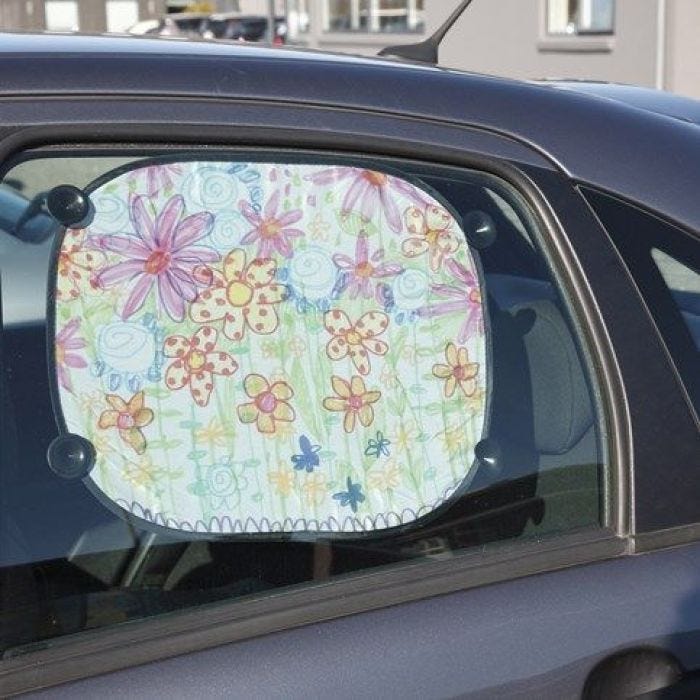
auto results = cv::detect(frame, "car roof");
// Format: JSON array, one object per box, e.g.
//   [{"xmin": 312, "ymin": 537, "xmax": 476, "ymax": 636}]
[
  {"xmin": 0, "ymin": 32, "xmax": 699, "ymax": 232},
  {"xmin": 541, "ymin": 80, "xmax": 700, "ymax": 126}
]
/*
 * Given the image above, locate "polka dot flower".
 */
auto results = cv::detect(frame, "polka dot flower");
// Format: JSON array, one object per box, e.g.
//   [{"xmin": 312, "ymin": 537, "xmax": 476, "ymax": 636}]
[{"xmin": 163, "ymin": 327, "xmax": 238, "ymax": 407}]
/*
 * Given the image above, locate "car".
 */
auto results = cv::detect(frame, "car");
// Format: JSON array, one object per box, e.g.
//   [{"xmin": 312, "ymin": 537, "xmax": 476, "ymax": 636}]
[
  {"xmin": 0, "ymin": 29, "xmax": 698, "ymax": 699},
  {"xmin": 124, "ymin": 19, "xmax": 161, "ymax": 36},
  {"xmin": 159, "ymin": 11, "xmax": 210, "ymax": 38},
  {"xmin": 127, "ymin": 13, "xmax": 212, "ymax": 39},
  {"xmin": 202, "ymin": 13, "xmax": 287, "ymax": 44},
  {"xmin": 128, "ymin": 12, "xmax": 286, "ymax": 44}
]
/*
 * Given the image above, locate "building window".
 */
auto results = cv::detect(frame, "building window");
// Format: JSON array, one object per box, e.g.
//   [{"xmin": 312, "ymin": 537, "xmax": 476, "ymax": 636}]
[
  {"xmin": 547, "ymin": 0, "xmax": 614, "ymax": 35},
  {"xmin": 287, "ymin": 0, "xmax": 311, "ymax": 36},
  {"xmin": 44, "ymin": 0, "xmax": 79, "ymax": 31},
  {"xmin": 323, "ymin": 0, "xmax": 425, "ymax": 34},
  {"xmin": 106, "ymin": 0, "xmax": 140, "ymax": 33}
]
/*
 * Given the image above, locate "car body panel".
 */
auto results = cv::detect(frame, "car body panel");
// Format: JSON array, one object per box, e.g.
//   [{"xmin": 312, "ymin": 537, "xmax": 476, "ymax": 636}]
[
  {"xmin": 542, "ymin": 80, "xmax": 700, "ymax": 125},
  {"xmin": 24, "ymin": 540, "xmax": 700, "ymax": 700},
  {"xmin": 0, "ymin": 34, "xmax": 699, "ymax": 232}
]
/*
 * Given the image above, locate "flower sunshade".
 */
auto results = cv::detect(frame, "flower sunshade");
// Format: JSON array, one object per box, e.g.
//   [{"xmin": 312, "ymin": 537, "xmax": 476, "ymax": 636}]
[{"xmin": 51, "ymin": 160, "xmax": 488, "ymax": 535}]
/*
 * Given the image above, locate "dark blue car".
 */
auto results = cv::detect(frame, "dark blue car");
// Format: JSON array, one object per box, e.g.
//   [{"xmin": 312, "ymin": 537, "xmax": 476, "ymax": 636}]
[{"xmin": 0, "ymin": 31, "xmax": 698, "ymax": 698}]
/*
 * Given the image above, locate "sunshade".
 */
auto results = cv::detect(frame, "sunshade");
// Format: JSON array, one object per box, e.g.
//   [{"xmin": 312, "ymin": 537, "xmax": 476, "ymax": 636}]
[{"xmin": 50, "ymin": 159, "xmax": 488, "ymax": 534}]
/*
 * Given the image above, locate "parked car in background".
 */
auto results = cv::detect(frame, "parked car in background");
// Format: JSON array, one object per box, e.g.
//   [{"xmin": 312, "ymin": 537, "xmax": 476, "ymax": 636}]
[
  {"xmin": 203, "ymin": 13, "xmax": 287, "ymax": 44},
  {"xmin": 127, "ymin": 12, "xmax": 286, "ymax": 44},
  {"xmin": 123, "ymin": 19, "xmax": 161, "ymax": 36},
  {"xmin": 0, "ymin": 29, "xmax": 698, "ymax": 699},
  {"xmin": 141, "ymin": 12, "xmax": 210, "ymax": 38}
]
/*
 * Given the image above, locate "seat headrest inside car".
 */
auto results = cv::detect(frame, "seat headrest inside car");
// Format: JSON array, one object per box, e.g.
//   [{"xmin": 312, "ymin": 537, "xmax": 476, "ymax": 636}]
[{"xmin": 512, "ymin": 299, "xmax": 594, "ymax": 455}]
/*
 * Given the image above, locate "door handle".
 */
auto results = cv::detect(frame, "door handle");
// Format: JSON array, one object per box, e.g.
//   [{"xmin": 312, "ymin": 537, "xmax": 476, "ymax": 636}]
[{"xmin": 584, "ymin": 647, "xmax": 686, "ymax": 699}]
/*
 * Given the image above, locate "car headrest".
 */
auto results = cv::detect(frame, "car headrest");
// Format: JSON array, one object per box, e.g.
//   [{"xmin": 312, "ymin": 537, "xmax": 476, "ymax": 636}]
[
  {"xmin": 48, "ymin": 159, "xmax": 489, "ymax": 536},
  {"xmin": 512, "ymin": 299, "xmax": 593, "ymax": 455}
]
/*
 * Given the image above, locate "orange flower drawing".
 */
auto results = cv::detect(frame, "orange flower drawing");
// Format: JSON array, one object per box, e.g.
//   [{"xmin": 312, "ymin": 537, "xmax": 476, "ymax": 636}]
[
  {"xmin": 97, "ymin": 391, "xmax": 154, "ymax": 454},
  {"xmin": 322, "ymin": 375, "xmax": 381, "ymax": 433},
  {"xmin": 190, "ymin": 248, "xmax": 286, "ymax": 341},
  {"xmin": 402, "ymin": 204, "xmax": 459, "ymax": 272},
  {"xmin": 163, "ymin": 326, "xmax": 238, "ymax": 408},
  {"xmin": 237, "ymin": 374, "xmax": 296, "ymax": 434},
  {"xmin": 57, "ymin": 228, "xmax": 106, "ymax": 301},
  {"xmin": 432, "ymin": 342, "xmax": 479, "ymax": 398},
  {"xmin": 324, "ymin": 309, "xmax": 389, "ymax": 375}
]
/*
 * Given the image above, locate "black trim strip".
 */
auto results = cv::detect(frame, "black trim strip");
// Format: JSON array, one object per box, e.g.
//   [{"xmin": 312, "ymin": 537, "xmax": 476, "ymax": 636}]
[
  {"xmin": 0, "ymin": 94, "xmax": 565, "ymax": 174},
  {"xmin": 635, "ymin": 523, "xmax": 700, "ymax": 553}
]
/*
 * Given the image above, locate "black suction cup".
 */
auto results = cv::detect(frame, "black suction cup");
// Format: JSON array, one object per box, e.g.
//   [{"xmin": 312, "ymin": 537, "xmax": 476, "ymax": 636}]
[
  {"xmin": 46, "ymin": 185, "xmax": 93, "ymax": 228},
  {"xmin": 474, "ymin": 438, "xmax": 503, "ymax": 478},
  {"xmin": 464, "ymin": 210, "xmax": 497, "ymax": 249},
  {"xmin": 47, "ymin": 433, "xmax": 96, "ymax": 480}
]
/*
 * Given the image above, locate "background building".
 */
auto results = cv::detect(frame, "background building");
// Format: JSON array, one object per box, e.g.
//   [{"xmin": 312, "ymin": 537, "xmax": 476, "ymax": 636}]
[
  {"xmin": 286, "ymin": 0, "xmax": 700, "ymax": 100},
  {"xmin": 1, "ymin": 1, "xmax": 698, "ymax": 99},
  {"xmin": 436, "ymin": 0, "xmax": 700, "ymax": 100},
  {"xmin": 0, "ymin": 0, "xmax": 165, "ymax": 33}
]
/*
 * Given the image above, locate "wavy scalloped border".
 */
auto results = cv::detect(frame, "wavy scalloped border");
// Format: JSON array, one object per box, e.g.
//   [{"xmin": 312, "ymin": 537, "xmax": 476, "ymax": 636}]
[{"xmin": 115, "ymin": 477, "xmax": 464, "ymax": 535}]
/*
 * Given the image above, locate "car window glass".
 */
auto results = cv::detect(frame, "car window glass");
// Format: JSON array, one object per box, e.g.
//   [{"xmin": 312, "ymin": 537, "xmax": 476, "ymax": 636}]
[
  {"xmin": 583, "ymin": 188, "xmax": 700, "ymax": 414},
  {"xmin": 0, "ymin": 152, "xmax": 606, "ymax": 655},
  {"xmin": 652, "ymin": 249, "xmax": 700, "ymax": 351}
]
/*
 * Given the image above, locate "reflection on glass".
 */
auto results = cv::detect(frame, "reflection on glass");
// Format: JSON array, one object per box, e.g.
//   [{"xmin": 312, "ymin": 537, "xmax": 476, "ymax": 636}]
[{"xmin": 652, "ymin": 248, "xmax": 700, "ymax": 351}]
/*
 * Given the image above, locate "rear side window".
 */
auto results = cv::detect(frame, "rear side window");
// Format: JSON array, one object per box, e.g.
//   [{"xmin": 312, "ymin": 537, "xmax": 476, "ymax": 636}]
[
  {"xmin": 0, "ymin": 152, "xmax": 606, "ymax": 654},
  {"xmin": 652, "ymin": 249, "xmax": 700, "ymax": 351},
  {"xmin": 583, "ymin": 188, "xmax": 700, "ymax": 414}
]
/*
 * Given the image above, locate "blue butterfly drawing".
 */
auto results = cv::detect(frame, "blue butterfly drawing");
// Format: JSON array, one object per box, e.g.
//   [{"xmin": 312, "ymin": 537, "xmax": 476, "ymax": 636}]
[
  {"xmin": 333, "ymin": 477, "xmax": 366, "ymax": 513},
  {"xmin": 291, "ymin": 435, "xmax": 322, "ymax": 473},
  {"xmin": 364, "ymin": 431, "xmax": 391, "ymax": 459}
]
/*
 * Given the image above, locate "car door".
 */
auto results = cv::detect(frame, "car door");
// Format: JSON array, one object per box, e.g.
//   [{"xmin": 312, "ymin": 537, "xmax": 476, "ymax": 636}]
[{"xmin": 0, "ymin": 86, "xmax": 698, "ymax": 699}]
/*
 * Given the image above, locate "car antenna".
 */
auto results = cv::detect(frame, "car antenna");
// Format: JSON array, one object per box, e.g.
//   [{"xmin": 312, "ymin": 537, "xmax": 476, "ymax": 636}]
[{"xmin": 378, "ymin": 0, "xmax": 476, "ymax": 64}]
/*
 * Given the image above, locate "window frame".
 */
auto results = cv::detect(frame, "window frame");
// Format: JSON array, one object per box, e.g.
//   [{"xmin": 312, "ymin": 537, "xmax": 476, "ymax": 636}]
[
  {"xmin": 568, "ymin": 184, "xmax": 700, "ymax": 536},
  {"xmin": 0, "ymin": 112, "xmax": 627, "ymax": 694}
]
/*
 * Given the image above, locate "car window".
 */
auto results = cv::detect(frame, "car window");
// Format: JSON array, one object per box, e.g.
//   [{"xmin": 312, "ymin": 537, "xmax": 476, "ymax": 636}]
[
  {"xmin": 582, "ymin": 188, "xmax": 700, "ymax": 415},
  {"xmin": 652, "ymin": 249, "xmax": 700, "ymax": 351},
  {"xmin": 0, "ymin": 152, "xmax": 606, "ymax": 655}
]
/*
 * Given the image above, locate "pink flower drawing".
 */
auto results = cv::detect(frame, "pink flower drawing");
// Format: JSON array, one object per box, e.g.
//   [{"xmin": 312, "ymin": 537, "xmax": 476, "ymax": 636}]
[
  {"xmin": 55, "ymin": 318, "xmax": 88, "ymax": 393},
  {"xmin": 239, "ymin": 190, "xmax": 304, "ymax": 259},
  {"xmin": 307, "ymin": 167, "xmax": 423, "ymax": 234},
  {"xmin": 419, "ymin": 258, "xmax": 484, "ymax": 342},
  {"xmin": 90, "ymin": 195, "xmax": 217, "ymax": 322},
  {"xmin": 130, "ymin": 163, "xmax": 183, "ymax": 197},
  {"xmin": 333, "ymin": 234, "xmax": 402, "ymax": 299}
]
